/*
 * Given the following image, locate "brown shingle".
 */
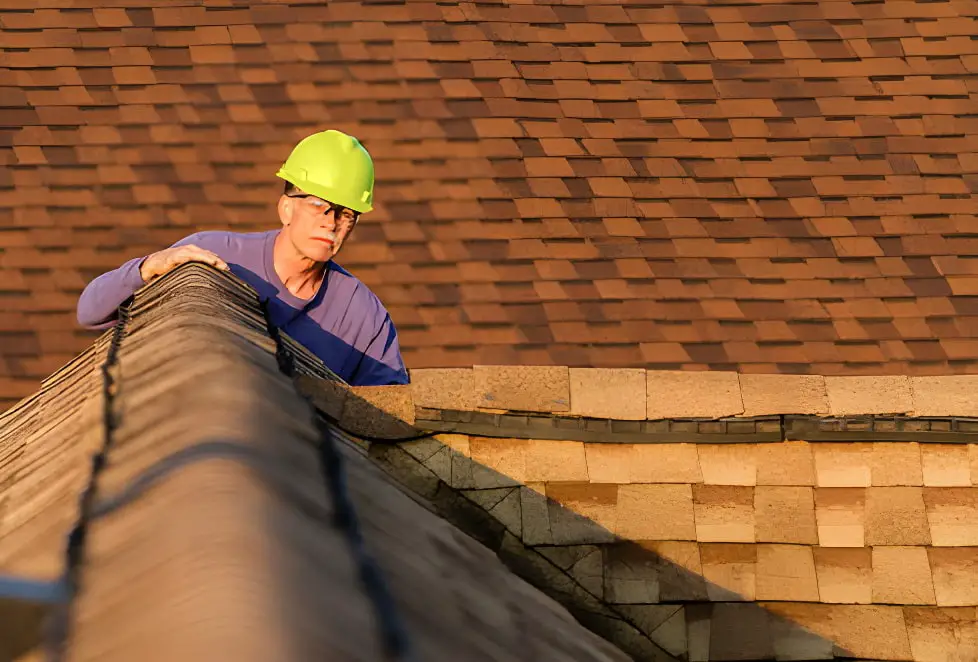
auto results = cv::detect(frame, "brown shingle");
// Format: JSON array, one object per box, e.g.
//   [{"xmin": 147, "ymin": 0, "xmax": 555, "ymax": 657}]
[{"xmin": 2, "ymin": 3, "xmax": 978, "ymax": 410}]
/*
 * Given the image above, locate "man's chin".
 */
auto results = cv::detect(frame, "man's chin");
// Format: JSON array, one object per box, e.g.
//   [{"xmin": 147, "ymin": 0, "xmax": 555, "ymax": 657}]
[{"xmin": 305, "ymin": 241, "xmax": 338, "ymax": 261}]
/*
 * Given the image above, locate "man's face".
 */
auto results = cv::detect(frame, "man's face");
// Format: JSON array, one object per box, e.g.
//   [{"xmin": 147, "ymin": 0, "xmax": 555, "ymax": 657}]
[{"xmin": 278, "ymin": 189, "xmax": 359, "ymax": 262}]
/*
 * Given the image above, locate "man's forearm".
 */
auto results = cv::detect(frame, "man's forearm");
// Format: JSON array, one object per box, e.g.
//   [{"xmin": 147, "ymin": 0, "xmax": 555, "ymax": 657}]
[{"xmin": 76, "ymin": 256, "xmax": 146, "ymax": 328}]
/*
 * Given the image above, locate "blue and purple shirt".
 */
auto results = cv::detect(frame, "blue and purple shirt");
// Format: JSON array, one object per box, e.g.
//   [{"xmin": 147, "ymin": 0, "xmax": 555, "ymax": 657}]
[{"xmin": 76, "ymin": 230, "xmax": 409, "ymax": 386}]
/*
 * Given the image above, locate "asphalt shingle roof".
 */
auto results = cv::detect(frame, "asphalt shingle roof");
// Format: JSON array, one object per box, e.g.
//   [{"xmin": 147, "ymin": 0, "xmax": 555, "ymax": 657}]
[{"xmin": 2, "ymin": 1, "xmax": 977, "ymax": 410}]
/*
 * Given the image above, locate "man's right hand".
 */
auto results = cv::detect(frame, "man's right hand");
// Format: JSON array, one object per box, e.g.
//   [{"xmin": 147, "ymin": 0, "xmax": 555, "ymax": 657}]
[{"xmin": 139, "ymin": 244, "xmax": 230, "ymax": 282}]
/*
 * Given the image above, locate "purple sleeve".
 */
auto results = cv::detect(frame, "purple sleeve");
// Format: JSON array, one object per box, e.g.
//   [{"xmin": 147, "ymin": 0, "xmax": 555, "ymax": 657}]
[
  {"xmin": 348, "ymin": 314, "xmax": 410, "ymax": 386},
  {"xmin": 76, "ymin": 233, "xmax": 204, "ymax": 329},
  {"xmin": 75, "ymin": 256, "xmax": 148, "ymax": 329}
]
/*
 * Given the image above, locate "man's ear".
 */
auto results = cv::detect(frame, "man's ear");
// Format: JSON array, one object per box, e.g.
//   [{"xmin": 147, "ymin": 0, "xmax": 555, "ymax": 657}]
[{"xmin": 277, "ymin": 195, "xmax": 292, "ymax": 226}]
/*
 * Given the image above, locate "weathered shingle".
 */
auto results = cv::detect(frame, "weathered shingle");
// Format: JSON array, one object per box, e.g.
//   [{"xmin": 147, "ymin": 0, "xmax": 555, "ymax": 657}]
[{"xmin": 0, "ymin": 264, "xmax": 636, "ymax": 661}]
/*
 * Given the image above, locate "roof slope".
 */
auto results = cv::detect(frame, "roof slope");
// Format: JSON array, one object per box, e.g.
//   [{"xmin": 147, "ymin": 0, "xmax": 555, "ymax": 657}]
[
  {"xmin": 2, "ymin": 1, "xmax": 978, "ymax": 409},
  {"xmin": 0, "ymin": 264, "xmax": 633, "ymax": 662}
]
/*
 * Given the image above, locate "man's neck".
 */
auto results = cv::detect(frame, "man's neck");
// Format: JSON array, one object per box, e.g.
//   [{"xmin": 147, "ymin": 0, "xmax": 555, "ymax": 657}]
[{"xmin": 272, "ymin": 231, "xmax": 326, "ymax": 300}]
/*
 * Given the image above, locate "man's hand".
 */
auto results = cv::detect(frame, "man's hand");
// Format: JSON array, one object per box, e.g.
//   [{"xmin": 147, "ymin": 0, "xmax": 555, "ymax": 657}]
[{"xmin": 139, "ymin": 244, "xmax": 230, "ymax": 282}]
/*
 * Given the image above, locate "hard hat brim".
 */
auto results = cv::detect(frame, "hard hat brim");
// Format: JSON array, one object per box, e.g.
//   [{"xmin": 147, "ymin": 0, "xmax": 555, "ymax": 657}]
[{"xmin": 275, "ymin": 168, "xmax": 374, "ymax": 214}]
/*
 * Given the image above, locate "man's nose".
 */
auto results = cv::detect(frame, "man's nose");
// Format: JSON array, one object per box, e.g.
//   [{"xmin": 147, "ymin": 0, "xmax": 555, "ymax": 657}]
[{"xmin": 320, "ymin": 208, "xmax": 337, "ymax": 227}]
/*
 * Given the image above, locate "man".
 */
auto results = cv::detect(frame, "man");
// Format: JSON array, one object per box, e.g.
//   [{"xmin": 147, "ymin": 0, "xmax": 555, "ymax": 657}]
[{"xmin": 77, "ymin": 129, "xmax": 409, "ymax": 386}]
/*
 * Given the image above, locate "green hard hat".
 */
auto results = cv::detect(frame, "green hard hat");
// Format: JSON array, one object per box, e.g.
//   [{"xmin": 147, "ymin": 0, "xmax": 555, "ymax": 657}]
[{"xmin": 275, "ymin": 129, "xmax": 375, "ymax": 213}]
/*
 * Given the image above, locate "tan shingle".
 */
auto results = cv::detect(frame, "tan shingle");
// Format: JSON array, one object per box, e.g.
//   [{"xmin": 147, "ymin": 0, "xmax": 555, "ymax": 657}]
[
  {"xmin": 344, "ymin": 383, "xmax": 415, "ymax": 433},
  {"xmin": 872, "ymin": 547, "xmax": 937, "ymax": 605},
  {"xmin": 569, "ymin": 368, "xmax": 646, "ymax": 420},
  {"xmin": 473, "ymin": 365, "xmax": 570, "ymax": 413},
  {"xmin": 971, "ymin": 445, "xmax": 978, "ymax": 486},
  {"xmin": 815, "ymin": 488, "xmax": 866, "ymax": 548},
  {"xmin": 755, "ymin": 545, "xmax": 820, "ymax": 602},
  {"xmin": 923, "ymin": 488, "xmax": 978, "ymax": 546},
  {"xmin": 911, "ymin": 377, "xmax": 978, "ymax": 417},
  {"xmin": 754, "ymin": 486, "xmax": 817, "ymax": 544},
  {"xmin": 865, "ymin": 487, "xmax": 932, "ymax": 546},
  {"xmin": 762, "ymin": 604, "xmax": 912, "ymax": 661},
  {"xmin": 921, "ymin": 445, "xmax": 972, "ymax": 487},
  {"xmin": 755, "ymin": 441, "xmax": 815, "ymax": 487},
  {"xmin": 468, "ymin": 437, "xmax": 527, "ymax": 487},
  {"xmin": 523, "ymin": 439, "xmax": 589, "ymax": 483},
  {"xmin": 869, "ymin": 442, "xmax": 923, "ymax": 487},
  {"xmin": 740, "ymin": 374, "xmax": 829, "ymax": 416},
  {"xmin": 646, "ymin": 371, "xmax": 743, "ymax": 419},
  {"xmin": 409, "ymin": 368, "xmax": 477, "ymax": 410},
  {"xmin": 630, "ymin": 443, "xmax": 702, "ymax": 484},
  {"xmin": 928, "ymin": 548, "xmax": 978, "ymax": 607},
  {"xmin": 698, "ymin": 444, "xmax": 757, "ymax": 486},
  {"xmin": 583, "ymin": 443, "xmax": 633, "ymax": 484},
  {"xmin": 700, "ymin": 543, "xmax": 756, "ymax": 602},
  {"xmin": 813, "ymin": 547, "xmax": 872, "ymax": 605},
  {"xmin": 905, "ymin": 607, "xmax": 978, "ymax": 662},
  {"xmin": 693, "ymin": 485, "xmax": 755, "ymax": 543},
  {"xmin": 824, "ymin": 376, "xmax": 914, "ymax": 415},
  {"xmin": 545, "ymin": 482, "xmax": 617, "ymax": 545},
  {"xmin": 814, "ymin": 443, "xmax": 872, "ymax": 488},
  {"xmin": 617, "ymin": 484, "xmax": 696, "ymax": 541},
  {"xmin": 644, "ymin": 540, "xmax": 709, "ymax": 602}
]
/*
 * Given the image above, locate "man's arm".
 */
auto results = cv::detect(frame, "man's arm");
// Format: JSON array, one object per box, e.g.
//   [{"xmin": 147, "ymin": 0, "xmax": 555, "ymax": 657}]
[
  {"xmin": 348, "ymin": 313, "xmax": 410, "ymax": 386},
  {"xmin": 76, "ymin": 234, "xmax": 229, "ymax": 329},
  {"xmin": 76, "ymin": 256, "xmax": 148, "ymax": 329}
]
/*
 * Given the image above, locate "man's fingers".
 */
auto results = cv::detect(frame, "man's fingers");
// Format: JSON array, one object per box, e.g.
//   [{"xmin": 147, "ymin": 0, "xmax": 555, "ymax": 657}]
[
  {"xmin": 175, "ymin": 247, "xmax": 229, "ymax": 271},
  {"xmin": 209, "ymin": 255, "xmax": 231, "ymax": 271},
  {"xmin": 202, "ymin": 252, "xmax": 230, "ymax": 271},
  {"xmin": 142, "ymin": 244, "xmax": 228, "ymax": 281}
]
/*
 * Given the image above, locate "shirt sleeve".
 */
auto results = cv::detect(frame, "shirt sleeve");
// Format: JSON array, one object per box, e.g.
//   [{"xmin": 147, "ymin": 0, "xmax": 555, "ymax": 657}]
[
  {"xmin": 348, "ymin": 313, "xmax": 410, "ymax": 386},
  {"xmin": 75, "ymin": 233, "xmax": 203, "ymax": 329},
  {"xmin": 75, "ymin": 256, "xmax": 147, "ymax": 329}
]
